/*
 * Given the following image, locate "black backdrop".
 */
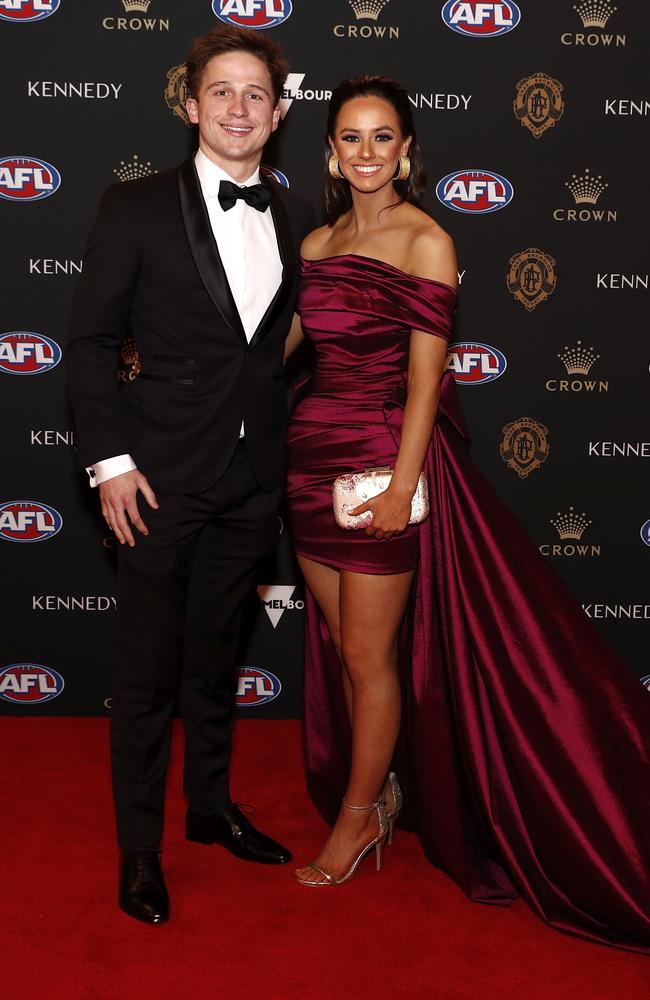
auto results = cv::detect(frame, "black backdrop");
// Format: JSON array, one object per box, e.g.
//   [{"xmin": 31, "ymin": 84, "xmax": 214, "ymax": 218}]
[{"xmin": 1, "ymin": 0, "xmax": 649, "ymax": 718}]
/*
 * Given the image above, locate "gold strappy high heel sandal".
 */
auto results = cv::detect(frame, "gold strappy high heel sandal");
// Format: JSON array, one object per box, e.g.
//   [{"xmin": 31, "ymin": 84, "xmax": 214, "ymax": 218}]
[
  {"xmin": 383, "ymin": 772, "xmax": 403, "ymax": 845},
  {"xmin": 296, "ymin": 796, "xmax": 388, "ymax": 886}
]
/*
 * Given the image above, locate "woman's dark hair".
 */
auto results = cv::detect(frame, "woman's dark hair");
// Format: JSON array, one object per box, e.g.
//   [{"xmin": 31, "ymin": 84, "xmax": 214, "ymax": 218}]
[
  {"xmin": 186, "ymin": 24, "xmax": 289, "ymax": 105},
  {"xmin": 324, "ymin": 76, "xmax": 427, "ymax": 225}
]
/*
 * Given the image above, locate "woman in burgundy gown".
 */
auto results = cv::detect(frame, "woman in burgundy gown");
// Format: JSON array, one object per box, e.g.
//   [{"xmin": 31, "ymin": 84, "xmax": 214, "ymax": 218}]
[{"xmin": 285, "ymin": 77, "xmax": 650, "ymax": 953}]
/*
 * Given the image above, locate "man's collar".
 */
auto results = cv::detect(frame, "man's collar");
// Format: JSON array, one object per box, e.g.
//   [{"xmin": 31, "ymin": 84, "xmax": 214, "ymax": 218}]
[{"xmin": 194, "ymin": 149, "xmax": 261, "ymax": 200}]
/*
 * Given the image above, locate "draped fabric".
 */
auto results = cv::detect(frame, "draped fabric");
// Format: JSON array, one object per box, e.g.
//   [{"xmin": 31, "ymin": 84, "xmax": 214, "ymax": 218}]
[{"xmin": 287, "ymin": 254, "xmax": 650, "ymax": 954}]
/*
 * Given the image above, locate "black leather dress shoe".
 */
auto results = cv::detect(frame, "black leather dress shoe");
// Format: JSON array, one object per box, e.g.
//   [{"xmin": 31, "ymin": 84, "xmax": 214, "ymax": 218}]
[
  {"xmin": 186, "ymin": 803, "xmax": 292, "ymax": 864},
  {"xmin": 119, "ymin": 848, "xmax": 169, "ymax": 924}
]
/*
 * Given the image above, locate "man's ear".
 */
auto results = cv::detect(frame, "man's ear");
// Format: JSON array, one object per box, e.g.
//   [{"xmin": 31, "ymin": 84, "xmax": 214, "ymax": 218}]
[
  {"xmin": 271, "ymin": 105, "xmax": 281, "ymax": 132},
  {"xmin": 186, "ymin": 96, "xmax": 199, "ymax": 125}
]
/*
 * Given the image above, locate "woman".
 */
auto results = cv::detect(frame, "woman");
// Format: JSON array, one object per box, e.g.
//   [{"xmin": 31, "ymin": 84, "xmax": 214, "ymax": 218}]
[{"xmin": 285, "ymin": 77, "xmax": 650, "ymax": 953}]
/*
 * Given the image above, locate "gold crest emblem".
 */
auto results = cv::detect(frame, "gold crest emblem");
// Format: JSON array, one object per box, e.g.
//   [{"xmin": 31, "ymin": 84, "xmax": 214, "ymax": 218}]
[
  {"xmin": 514, "ymin": 73, "xmax": 564, "ymax": 138},
  {"xmin": 507, "ymin": 248, "xmax": 557, "ymax": 311},
  {"xmin": 500, "ymin": 417, "xmax": 549, "ymax": 479},
  {"xmin": 165, "ymin": 63, "xmax": 190, "ymax": 126},
  {"xmin": 118, "ymin": 336, "xmax": 141, "ymax": 383}
]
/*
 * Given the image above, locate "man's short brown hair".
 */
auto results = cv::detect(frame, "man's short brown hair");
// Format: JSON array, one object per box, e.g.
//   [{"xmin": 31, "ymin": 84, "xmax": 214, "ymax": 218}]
[{"xmin": 185, "ymin": 24, "xmax": 289, "ymax": 105}]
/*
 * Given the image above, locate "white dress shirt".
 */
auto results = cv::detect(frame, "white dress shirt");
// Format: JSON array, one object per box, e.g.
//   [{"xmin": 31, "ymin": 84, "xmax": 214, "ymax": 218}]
[{"xmin": 88, "ymin": 148, "xmax": 283, "ymax": 487}]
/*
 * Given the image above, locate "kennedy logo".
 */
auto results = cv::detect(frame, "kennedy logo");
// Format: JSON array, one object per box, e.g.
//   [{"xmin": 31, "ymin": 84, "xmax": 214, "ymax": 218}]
[
  {"xmin": 441, "ymin": 2, "xmax": 520, "ymax": 37},
  {"xmin": 507, "ymin": 248, "xmax": 557, "ymax": 311},
  {"xmin": 539, "ymin": 507, "xmax": 600, "ymax": 558},
  {"xmin": 545, "ymin": 341, "xmax": 608, "ymax": 393},
  {"xmin": 436, "ymin": 169, "xmax": 513, "ymax": 214},
  {"xmin": 446, "ymin": 342, "xmax": 507, "ymax": 384},
  {"xmin": 334, "ymin": 0, "xmax": 399, "ymax": 39},
  {"xmin": 113, "ymin": 154, "xmax": 156, "ymax": 183},
  {"xmin": 0, "ymin": 664, "xmax": 64, "ymax": 704},
  {"xmin": 0, "ymin": 0, "xmax": 60, "ymax": 21},
  {"xmin": 0, "ymin": 156, "xmax": 60, "ymax": 202},
  {"xmin": 236, "ymin": 667, "xmax": 282, "ymax": 707},
  {"xmin": 257, "ymin": 585, "xmax": 304, "ymax": 628},
  {"xmin": 640, "ymin": 520, "xmax": 650, "ymax": 548},
  {"xmin": 0, "ymin": 501, "xmax": 63, "ymax": 542},
  {"xmin": 500, "ymin": 418, "xmax": 549, "ymax": 478},
  {"xmin": 553, "ymin": 168, "xmax": 617, "ymax": 223},
  {"xmin": 0, "ymin": 332, "xmax": 62, "ymax": 375},
  {"xmin": 213, "ymin": 0, "xmax": 293, "ymax": 28},
  {"xmin": 165, "ymin": 64, "xmax": 190, "ymax": 125},
  {"xmin": 561, "ymin": 0, "xmax": 625, "ymax": 47},
  {"xmin": 514, "ymin": 73, "xmax": 564, "ymax": 138}
]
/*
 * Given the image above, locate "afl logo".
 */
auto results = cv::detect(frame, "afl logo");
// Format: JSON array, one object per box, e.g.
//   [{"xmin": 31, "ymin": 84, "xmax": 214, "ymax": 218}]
[
  {"xmin": 436, "ymin": 169, "xmax": 513, "ymax": 215},
  {"xmin": 446, "ymin": 342, "xmax": 507, "ymax": 384},
  {"xmin": 441, "ymin": 1, "xmax": 520, "ymax": 37},
  {"xmin": 236, "ymin": 667, "xmax": 282, "ymax": 707},
  {"xmin": 212, "ymin": 0, "xmax": 293, "ymax": 29},
  {"xmin": 0, "ymin": 156, "xmax": 61, "ymax": 202},
  {"xmin": 261, "ymin": 165, "xmax": 289, "ymax": 188},
  {"xmin": 0, "ymin": 501, "xmax": 63, "ymax": 543},
  {"xmin": 640, "ymin": 520, "xmax": 650, "ymax": 548},
  {"xmin": 0, "ymin": 0, "xmax": 60, "ymax": 22},
  {"xmin": 640, "ymin": 675, "xmax": 650, "ymax": 692},
  {"xmin": 0, "ymin": 332, "xmax": 62, "ymax": 375},
  {"xmin": 0, "ymin": 663, "xmax": 64, "ymax": 704}
]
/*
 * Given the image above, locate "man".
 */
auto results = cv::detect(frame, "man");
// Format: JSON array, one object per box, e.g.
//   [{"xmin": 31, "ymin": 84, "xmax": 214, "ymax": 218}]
[{"xmin": 67, "ymin": 25, "xmax": 314, "ymax": 924}]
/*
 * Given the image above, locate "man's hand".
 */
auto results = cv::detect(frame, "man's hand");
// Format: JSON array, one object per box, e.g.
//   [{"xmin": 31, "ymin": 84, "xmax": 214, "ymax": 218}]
[{"xmin": 99, "ymin": 470, "xmax": 158, "ymax": 547}]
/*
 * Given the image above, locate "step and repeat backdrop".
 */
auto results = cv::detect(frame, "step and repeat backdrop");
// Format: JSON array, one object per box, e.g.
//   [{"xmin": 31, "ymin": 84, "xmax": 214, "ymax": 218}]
[{"xmin": 1, "ymin": 0, "xmax": 648, "ymax": 717}]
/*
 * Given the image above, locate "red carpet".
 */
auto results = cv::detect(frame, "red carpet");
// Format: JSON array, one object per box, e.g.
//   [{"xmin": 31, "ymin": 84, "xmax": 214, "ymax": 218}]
[{"xmin": 2, "ymin": 719, "xmax": 647, "ymax": 1000}]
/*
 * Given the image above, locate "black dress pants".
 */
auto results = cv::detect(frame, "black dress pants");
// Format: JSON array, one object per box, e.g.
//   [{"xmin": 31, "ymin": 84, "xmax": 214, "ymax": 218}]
[{"xmin": 110, "ymin": 440, "xmax": 282, "ymax": 849}]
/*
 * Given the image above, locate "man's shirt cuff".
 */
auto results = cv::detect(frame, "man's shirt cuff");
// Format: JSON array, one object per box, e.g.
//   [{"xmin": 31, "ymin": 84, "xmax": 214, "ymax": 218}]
[{"xmin": 87, "ymin": 454, "xmax": 136, "ymax": 488}]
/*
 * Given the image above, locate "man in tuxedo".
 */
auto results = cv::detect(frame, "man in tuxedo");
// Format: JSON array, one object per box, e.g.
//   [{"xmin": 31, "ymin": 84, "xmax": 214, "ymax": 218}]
[{"xmin": 67, "ymin": 25, "xmax": 314, "ymax": 924}]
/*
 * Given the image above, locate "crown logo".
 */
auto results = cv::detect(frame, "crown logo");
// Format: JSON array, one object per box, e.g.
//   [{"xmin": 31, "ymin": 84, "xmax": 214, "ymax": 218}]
[
  {"xmin": 113, "ymin": 154, "xmax": 156, "ymax": 183},
  {"xmin": 573, "ymin": 1, "xmax": 617, "ymax": 29},
  {"xmin": 348, "ymin": 0, "xmax": 389, "ymax": 20},
  {"xmin": 122, "ymin": 0, "xmax": 152, "ymax": 12},
  {"xmin": 565, "ymin": 168, "xmax": 608, "ymax": 205},
  {"xmin": 551, "ymin": 507, "xmax": 592, "ymax": 541},
  {"xmin": 557, "ymin": 340, "xmax": 600, "ymax": 375}
]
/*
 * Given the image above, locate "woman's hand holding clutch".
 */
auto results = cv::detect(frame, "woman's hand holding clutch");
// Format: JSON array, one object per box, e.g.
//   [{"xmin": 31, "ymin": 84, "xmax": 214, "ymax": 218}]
[{"xmin": 350, "ymin": 485, "xmax": 414, "ymax": 540}]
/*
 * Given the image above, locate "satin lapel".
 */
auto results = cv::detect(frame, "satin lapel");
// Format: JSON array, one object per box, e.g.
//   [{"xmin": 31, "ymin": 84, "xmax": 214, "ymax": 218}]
[
  {"xmin": 177, "ymin": 158, "xmax": 246, "ymax": 343},
  {"xmin": 248, "ymin": 177, "xmax": 296, "ymax": 349}
]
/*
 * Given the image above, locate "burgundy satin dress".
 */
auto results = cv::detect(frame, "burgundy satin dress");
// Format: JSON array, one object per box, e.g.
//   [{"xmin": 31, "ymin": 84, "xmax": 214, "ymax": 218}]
[{"xmin": 286, "ymin": 253, "xmax": 650, "ymax": 954}]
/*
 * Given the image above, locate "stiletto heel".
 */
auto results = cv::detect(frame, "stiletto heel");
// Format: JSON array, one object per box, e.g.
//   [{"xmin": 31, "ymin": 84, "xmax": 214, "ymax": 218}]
[
  {"xmin": 296, "ymin": 797, "xmax": 388, "ymax": 886},
  {"xmin": 383, "ymin": 771, "xmax": 402, "ymax": 846}
]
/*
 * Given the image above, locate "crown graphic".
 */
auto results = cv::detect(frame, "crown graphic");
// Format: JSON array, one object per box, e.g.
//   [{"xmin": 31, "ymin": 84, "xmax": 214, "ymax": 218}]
[
  {"xmin": 348, "ymin": 0, "xmax": 390, "ymax": 20},
  {"xmin": 122, "ymin": 0, "xmax": 151, "ymax": 12},
  {"xmin": 550, "ymin": 507, "xmax": 592, "ymax": 541},
  {"xmin": 565, "ymin": 168, "xmax": 608, "ymax": 205},
  {"xmin": 573, "ymin": 1, "xmax": 617, "ymax": 29},
  {"xmin": 113, "ymin": 154, "xmax": 156, "ymax": 183},
  {"xmin": 557, "ymin": 340, "xmax": 600, "ymax": 375}
]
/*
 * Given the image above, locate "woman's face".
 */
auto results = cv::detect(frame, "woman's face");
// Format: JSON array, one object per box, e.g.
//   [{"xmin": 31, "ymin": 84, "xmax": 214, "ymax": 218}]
[{"xmin": 330, "ymin": 95, "xmax": 411, "ymax": 193}]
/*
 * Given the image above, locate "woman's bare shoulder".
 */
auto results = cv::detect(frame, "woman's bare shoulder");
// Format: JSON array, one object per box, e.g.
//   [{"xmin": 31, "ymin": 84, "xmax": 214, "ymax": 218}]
[
  {"xmin": 405, "ymin": 215, "xmax": 458, "ymax": 289},
  {"xmin": 300, "ymin": 225, "xmax": 334, "ymax": 260}
]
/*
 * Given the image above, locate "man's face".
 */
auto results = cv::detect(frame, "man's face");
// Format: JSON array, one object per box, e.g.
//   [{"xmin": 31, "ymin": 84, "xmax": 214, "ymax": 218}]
[{"xmin": 185, "ymin": 52, "xmax": 280, "ymax": 180}]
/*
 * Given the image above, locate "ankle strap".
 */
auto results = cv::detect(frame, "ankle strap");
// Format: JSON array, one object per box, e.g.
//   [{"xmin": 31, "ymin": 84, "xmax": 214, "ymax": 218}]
[{"xmin": 343, "ymin": 797, "xmax": 382, "ymax": 812}]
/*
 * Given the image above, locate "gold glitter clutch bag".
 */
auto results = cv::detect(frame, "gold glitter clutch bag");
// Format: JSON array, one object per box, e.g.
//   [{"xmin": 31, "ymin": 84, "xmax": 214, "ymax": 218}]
[{"xmin": 332, "ymin": 467, "xmax": 429, "ymax": 530}]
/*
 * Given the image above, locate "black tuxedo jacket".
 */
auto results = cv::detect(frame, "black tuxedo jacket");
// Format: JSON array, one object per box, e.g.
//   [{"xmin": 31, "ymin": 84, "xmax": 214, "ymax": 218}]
[{"xmin": 67, "ymin": 158, "xmax": 314, "ymax": 493}]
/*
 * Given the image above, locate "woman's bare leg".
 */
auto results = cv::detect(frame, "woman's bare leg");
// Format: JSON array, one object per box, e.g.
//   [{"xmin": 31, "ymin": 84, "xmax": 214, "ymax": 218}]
[{"xmin": 296, "ymin": 566, "xmax": 414, "ymax": 884}]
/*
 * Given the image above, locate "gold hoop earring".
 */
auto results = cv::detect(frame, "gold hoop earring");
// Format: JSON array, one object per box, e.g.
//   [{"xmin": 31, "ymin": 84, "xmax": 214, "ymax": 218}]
[
  {"xmin": 394, "ymin": 155, "xmax": 411, "ymax": 182},
  {"xmin": 328, "ymin": 154, "xmax": 344, "ymax": 180}
]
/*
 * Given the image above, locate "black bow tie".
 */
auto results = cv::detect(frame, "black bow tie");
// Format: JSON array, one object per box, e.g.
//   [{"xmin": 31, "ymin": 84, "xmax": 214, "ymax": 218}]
[{"xmin": 217, "ymin": 179, "xmax": 271, "ymax": 213}]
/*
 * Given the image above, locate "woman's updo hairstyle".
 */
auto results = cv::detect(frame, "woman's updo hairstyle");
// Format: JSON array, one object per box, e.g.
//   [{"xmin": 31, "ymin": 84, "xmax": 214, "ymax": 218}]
[{"xmin": 324, "ymin": 75, "xmax": 427, "ymax": 225}]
